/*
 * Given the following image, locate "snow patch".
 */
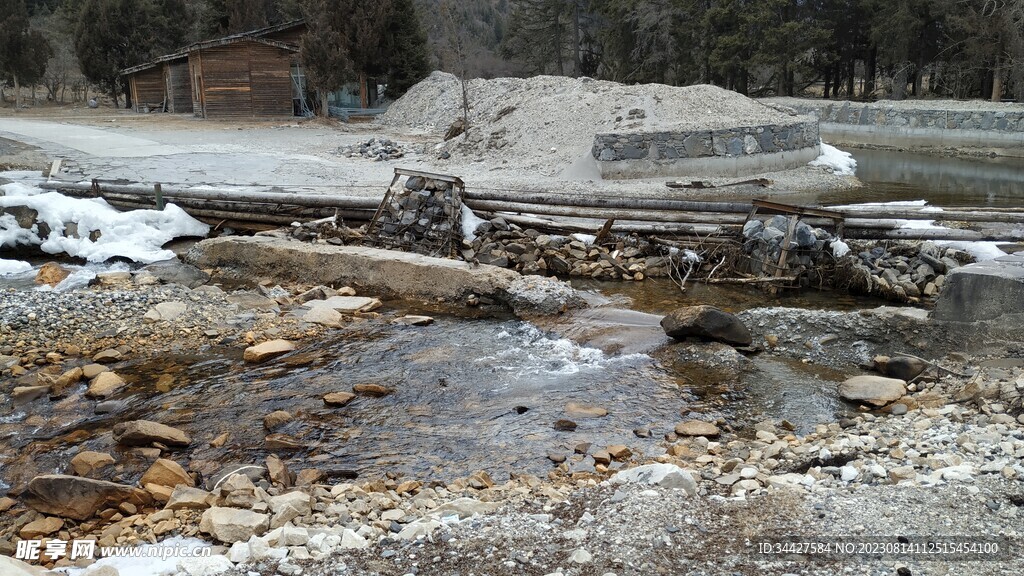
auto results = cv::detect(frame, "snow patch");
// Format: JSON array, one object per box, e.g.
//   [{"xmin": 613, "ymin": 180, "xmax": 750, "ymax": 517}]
[
  {"xmin": 0, "ymin": 259, "xmax": 32, "ymax": 276},
  {"xmin": 810, "ymin": 142, "xmax": 857, "ymax": 176},
  {"xmin": 830, "ymin": 239, "xmax": 850, "ymax": 258},
  {"xmin": 460, "ymin": 204, "xmax": 487, "ymax": 241},
  {"xmin": 57, "ymin": 536, "xmax": 215, "ymax": 576},
  {"xmin": 0, "ymin": 178, "xmax": 209, "ymax": 263}
]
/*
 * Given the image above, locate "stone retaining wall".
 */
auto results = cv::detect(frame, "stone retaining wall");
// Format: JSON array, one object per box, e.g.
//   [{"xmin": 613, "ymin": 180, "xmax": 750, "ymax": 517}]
[
  {"xmin": 591, "ymin": 120, "xmax": 820, "ymax": 179},
  {"xmin": 778, "ymin": 100, "xmax": 1024, "ymax": 150}
]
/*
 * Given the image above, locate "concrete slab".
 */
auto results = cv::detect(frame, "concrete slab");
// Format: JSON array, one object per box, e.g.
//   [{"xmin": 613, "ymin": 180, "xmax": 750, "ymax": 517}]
[
  {"xmin": 0, "ymin": 119, "xmax": 186, "ymax": 157},
  {"xmin": 184, "ymin": 236, "xmax": 583, "ymax": 316},
  {"xmin": 932, "ymin": 257, "xmax": 1024, "ymax": 322}
]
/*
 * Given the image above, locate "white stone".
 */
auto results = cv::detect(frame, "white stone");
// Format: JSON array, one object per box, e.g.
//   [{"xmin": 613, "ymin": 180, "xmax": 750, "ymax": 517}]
[
  {"xmin": 739, "ymin": 467, "xmax": 758, "ymax": 479},
  {"xmin": 839, "ymin": 466, "xmax": 859, "ymax": 482},
  {"xmin": 306, "ymin": 296, "xmax": 382, "ymax": 314},
  {"xmin": 247, "ymin": 535, "xmax": 288, "ymax": 562},
  {"xmin": 226, "ymin": 541, "xmax": 250, "ymax": 563},
  {"xmin": 339, "ymin": 528, "xmax": 369, "ymax": 549},
  {"xmin": 199, "ymin": 507, "xmax": 269, "ymax": 543},
  {"xmin": 176, "ymin": 555, "xmax": 234, "ymax": 576},
  {"xmin": 396, "ymin": 518, "xmax": 442, "ymax": 541},
  {"xmin": 608, "ymin": 463, "xmax": 698, "ymax": 496},
  {"xmin": 569, "ymin": 548, "xmax": 593, "ymax": 564},
  {"xmin": 278, "ymin": 523, "xmax": 310, "ymax": 546},
  {"xmin": 430, "ymin": 497, "xmax": 501, "ymax": 519}
]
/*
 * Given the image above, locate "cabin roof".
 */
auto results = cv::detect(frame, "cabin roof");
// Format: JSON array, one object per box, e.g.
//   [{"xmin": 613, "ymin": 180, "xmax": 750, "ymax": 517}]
[{"xmin": 120, "ymin": 20, "xmax": 304, "ymax": 77}]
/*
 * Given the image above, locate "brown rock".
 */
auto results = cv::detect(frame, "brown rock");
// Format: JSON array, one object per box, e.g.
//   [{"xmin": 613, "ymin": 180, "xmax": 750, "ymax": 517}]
[
  {"xmin": 675, "ymin": 420, "xmax": 721, "ymax": 437},
  {"xmin": 592, "ymin": 450, "xmax": 612, "ymax": 465},
  {"xmin": 166, "ymin": 486, "xmax": 213, "ymax": 510},
  {"xmin": 264, "ymin": 434, "xmax": 303, "ymax": 451},
  {"xmin": 86, "ymin": 371, "xmax": 126, "ymax": 398},
  {"xmin": 140, "ymin": 459, "xmax": 194, "ymax": 488},
  {"xmin": 353, "ymin": 383, "xmax": 392, "ymax": 397},
  {"xmin": 145, "ymin": 483, "xmax": 174, "ymax": 502},
  {"xmin": 243, "ymin": 340, "xmax": 296, "ymax": 363},
  {"xmin": 49, "ymin": 367, "xmax": 84, "ymax": 397},
  {"xmin": 36, "ymin": 262, "xmax": 70, "ymax": 287},
  {"xmin": 838, "ymin": 375, "xmax": 907, "ymax": 407},
  {"xmin": 112, "ymin": 420, "xmax": 191, "ymax": 447},
  {"xmin": 70, "ymin": 451, "xmax": 116, "ymax": 477},
  {"xmin": 19, "ymin": 516, "xmax": 64, "ymax": 539},
  {"xmin": 295, "ymin": 468, "xmax": 325, "ymax": 487},
  {"xmin": 24, "ymin": 474, "xmax": 146, "ymax": 520},
  {"xmin": 554, "ymin": 419, "xmax": 577, "ymax": 431},
  {"xmin": 607, "ymin": 445, "xmax": 632, "ymax": 460},
  {"xmin": 565, "ymin": 402, "xmax": 608, "ymax": 418},
  {"xmin": 262, "ymin": 410, "xmax": 292, "ymax": 430},
  {"xmin": 323, "ymin": 392, "xmax": 356, "ymax": 406},
  {"xmin": 210, "ymin": 432, "xmax": 229, "ymax": 448},
  {"xmin": 0, "ymin": 497, "xmax": 16, "ymax": 511},
  {"xmin": 266, "ymin": 455, "xmax": 291, "ymax": 487},
  {"xmin": 81, "ymin": 363, "xmax": 109, "ymax": 379},
  {"xmin": 12, "ymin": 386, "xmax": 49, "ymax": 403},
  {"xmin": 92, "ymin": 349, "xmax": 123, "ymax": 364}
]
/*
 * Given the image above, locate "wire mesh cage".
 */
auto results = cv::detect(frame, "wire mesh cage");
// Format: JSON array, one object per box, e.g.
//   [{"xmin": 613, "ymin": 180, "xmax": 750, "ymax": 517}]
[{"xmin": 365, "ymin": 168, "xmax": 465, "ymax": 258}]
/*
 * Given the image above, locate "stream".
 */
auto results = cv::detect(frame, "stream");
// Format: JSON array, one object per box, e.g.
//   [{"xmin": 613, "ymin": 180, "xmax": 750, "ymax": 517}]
[{"xmin": 1, "ymin": 147, "xmax": 1020, "ymax": 491}]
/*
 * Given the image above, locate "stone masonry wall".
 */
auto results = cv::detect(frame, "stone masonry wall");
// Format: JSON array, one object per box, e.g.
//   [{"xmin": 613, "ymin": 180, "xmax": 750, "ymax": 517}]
[
  {"xmin": 784, "ymin": 101, "xmax": 1024, "ymax": 133},
  {"xmin": 591, "ymin": 120, "xmax": 820, "ymax": 162}
]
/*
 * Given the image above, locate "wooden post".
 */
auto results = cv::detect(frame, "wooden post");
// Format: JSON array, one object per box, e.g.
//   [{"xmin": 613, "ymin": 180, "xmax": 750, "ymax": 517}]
[
  {"xmin": 770, "ymin": 215, "xmax": 799, "ymax": 295},
  {"xmin": 154, "ymin": 183, "xmax": 164, "ymax": 210}
]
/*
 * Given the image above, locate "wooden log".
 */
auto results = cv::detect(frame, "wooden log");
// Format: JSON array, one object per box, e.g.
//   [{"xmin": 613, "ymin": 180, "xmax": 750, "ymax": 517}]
[
  {"xmin": 475, "ymin": 211, "xmax": 734, "ymax": 235},
  {"xmin": 464, "ymin": 190, "xmax": 754, "ymax": 213},
  {"xmin": 470, "ymin": 201, "xmax": 919, "ymax": 230},
  {"xmin": 829, "ymin": 206, "xmax": 1024, "ymax": 224},
  {"xmin": 846, "ymin": 228, "xmax": 990, "ymax": 241},
  {"xmin": 97, "ymin": 193, "xmax": 377, "ymax": 222},
  {"xmin": 103, "ymin": 199, "xmax": 309, "ymax": 226},
  {"xmin": 39, "ymin": 181, "xmax": 380, "ymax": 210}
]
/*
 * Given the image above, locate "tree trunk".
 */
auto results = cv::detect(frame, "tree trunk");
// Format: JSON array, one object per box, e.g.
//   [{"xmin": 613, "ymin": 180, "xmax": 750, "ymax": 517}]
[
  {"xmin": 111, "ymin": 87, "xmax": 120, "ymax": 109},
  {"xmin": 864, "ymin": 47, "xmax": 877, "ymax": 97},
  {"xmin": 824, "ymin": 72, "xmax": 832, "ymax": 99},
  {"xmin": 553, "ymin": 6, "xmax": 564, "ymax": 76},
  {"xmin": 572, "ymin": 0, "xmax": 581, "ymax": 77},
  {"xmin": 319, "ymin": 90, "xmax": 328, "ymax": 117},
  {"xmin": 846, "ymin": 58, "xmax": 855, "ymax": 98},
  {"xmin": 13, "ymin": 73, "xmax": 21, "ymax": 110},
  {"xmin": 992, "ymin": 52, "xmax": 1003, "ymax": 102},
  {"xmin": 123, "ymin": 83, "xmax": 132, "ymax": 109}
]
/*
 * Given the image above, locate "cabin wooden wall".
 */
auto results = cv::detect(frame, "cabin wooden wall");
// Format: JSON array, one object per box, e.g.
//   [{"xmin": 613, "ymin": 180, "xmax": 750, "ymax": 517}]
[
  {"xmin": 189, "ymin": 41, "xmax": 294, "ymax": 118},
  {"xmin": 165, "ymin": 61, "xmax": 193, "ymax": 113},
  {"xmin": 130, "ymin": 67, "xmax": 165, "ymax": 112}
]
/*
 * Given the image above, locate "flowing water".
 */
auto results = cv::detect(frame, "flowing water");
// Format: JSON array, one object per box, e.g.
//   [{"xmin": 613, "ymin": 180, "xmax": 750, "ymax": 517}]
[{"xmin": 2, "ymin": 147, "xmax": 1019, "ymax": 490}]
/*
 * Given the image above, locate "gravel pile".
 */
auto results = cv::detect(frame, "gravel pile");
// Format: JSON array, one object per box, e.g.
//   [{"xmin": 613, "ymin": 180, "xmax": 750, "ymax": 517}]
[
  {"xmin": 337, "ymin": 137, "xmax": 405, "ymax": 161},
  {"xmin": 381, "ymin": 72, "xmax": 809, "ymax": 171}
]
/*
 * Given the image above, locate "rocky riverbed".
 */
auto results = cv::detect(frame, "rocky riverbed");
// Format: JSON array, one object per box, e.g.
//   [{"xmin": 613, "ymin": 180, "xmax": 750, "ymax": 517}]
[{"xmin": 1, "ymin": 256, "xmax": 1023, "ymax": 576}]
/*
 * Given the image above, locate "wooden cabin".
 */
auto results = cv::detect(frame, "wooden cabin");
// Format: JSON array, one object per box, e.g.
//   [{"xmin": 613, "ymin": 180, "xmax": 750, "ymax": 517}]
[
  {"xmin": 122, "ymin": 20, "xmax": 376, "ymax": 119},
  {"xmin": 122, "ymin": 54, "xmax": 192, "ymax": 114},
  {"xmin": 186, "ymin": 21, "xmax": 307, "ymax": 119}
]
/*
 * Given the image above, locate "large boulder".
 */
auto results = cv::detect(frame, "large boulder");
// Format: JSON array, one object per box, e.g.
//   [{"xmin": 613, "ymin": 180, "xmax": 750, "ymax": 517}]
[
  {"xmin": 113, "ymin": 420, "xmax": 191, "ymax": 447},
  {"xmin": 142, "ymin": 259, "xmax": 211, "ymax": 288},
  {"xmin": 838, "ymin": 375, "xmax": 907, "ymax": 407},
  {"xmin": 35, "ymin": 262, "xmax": 70, "ymax": 287},
  {"xmin": 199, "ymin": 507, "xmax": 270, "ymax": 543},
  {"xmin": 661, "ymin": 306, "xmax": 752, "ymax": 347},
  {"xmin": 933, "ymin": 253, "xmax": 1024, "ymax": 323},
  {"xmin": 86, "ymin": 371, "xmax": 126, "ymax": 398},
  {"xmin": 24, "ymin": 474, "xmax": 147, "ymax": 520},
  {"xmin": 70, "ymin": 451, "xmax": 116, "ymax": 477},
  {"xmin": 610, "ymin": 463, "xmax": 698, "ymax": 496},
  {"xmin": 141, "ymin": 458, "xmax": 195, "ymax": 488}
]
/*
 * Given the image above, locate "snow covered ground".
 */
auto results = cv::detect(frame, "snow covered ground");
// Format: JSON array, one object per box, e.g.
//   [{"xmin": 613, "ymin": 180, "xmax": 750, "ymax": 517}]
[{"xmin": 0, "ymin": 172, "xmax": 209, "ymax": 275}]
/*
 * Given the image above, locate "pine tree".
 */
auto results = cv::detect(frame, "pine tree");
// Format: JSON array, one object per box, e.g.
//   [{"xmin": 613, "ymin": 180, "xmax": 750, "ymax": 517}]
[{"xmin": 0, "ymin": 0, "xmax": 53, "ymax": 108}]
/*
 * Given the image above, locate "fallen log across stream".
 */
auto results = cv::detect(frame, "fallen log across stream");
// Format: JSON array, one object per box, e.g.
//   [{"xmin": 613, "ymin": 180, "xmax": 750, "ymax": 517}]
[{"xmin": 37, "ymin": 179, "xmax": 1024, "ymax": 243}]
